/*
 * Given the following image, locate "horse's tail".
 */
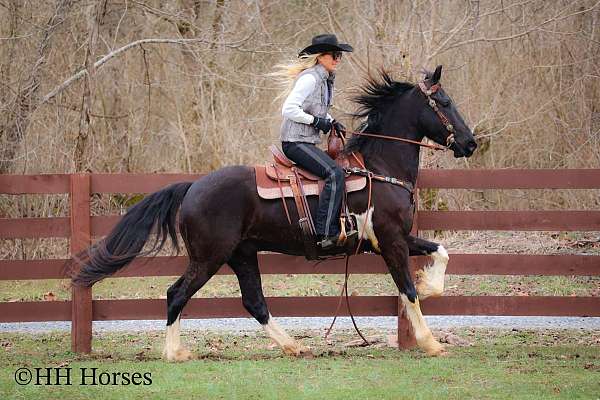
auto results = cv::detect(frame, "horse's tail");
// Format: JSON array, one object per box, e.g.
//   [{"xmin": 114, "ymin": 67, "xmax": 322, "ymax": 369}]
[{"xmin": 70, "ymin": 182, "xmax": 193, "ymax": 287}]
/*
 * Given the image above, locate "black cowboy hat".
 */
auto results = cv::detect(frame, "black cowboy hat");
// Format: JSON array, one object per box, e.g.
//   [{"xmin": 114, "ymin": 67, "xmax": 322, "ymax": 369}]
[{"xmin": 298, "ymin": 34, "xmax": 353, "ymax": 57}]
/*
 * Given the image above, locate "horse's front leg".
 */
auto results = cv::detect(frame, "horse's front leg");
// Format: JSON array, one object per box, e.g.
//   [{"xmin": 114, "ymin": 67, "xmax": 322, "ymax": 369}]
[
  {"xmin": 380, "ymin": 236, "xmax": 445, "ymax": 356},
  {"xmin": 406, "ymin": 235, "xmax": 449, "ymax": 300}
]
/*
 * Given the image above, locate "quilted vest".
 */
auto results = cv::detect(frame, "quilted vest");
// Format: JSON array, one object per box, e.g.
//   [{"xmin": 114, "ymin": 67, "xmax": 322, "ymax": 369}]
[{"xmin": 280, "ymin": 63, "xmax": 333, "ymax": 144}]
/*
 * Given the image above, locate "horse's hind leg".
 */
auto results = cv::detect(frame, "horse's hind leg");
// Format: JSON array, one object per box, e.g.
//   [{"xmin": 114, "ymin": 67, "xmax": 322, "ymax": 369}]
[
  {"xmin": 228, "ymin": 243, "xmax": 310, "ymax": 357},
  {"xmin": 406, "ymin": 235, "xmax": 449, "ymax": 299},
  {"xmin": 163, "ymin": 260, "xmax": 221, "ymax": 362}
]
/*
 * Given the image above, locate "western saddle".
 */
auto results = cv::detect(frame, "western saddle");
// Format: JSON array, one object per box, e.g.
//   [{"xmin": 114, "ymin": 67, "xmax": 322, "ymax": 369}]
[{"xmin": 254, "ymin": 143, "xmax": 366, "ymax": 260}]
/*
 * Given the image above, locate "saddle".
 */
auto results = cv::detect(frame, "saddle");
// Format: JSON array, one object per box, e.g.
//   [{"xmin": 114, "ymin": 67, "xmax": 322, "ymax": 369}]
[
  {"xmin": 254, "ymin": 144, "xmax": 367, "ymax": 260},
  {"xmin": 255, "ymin": 146, "xmax": 367, "ymax": 199}
]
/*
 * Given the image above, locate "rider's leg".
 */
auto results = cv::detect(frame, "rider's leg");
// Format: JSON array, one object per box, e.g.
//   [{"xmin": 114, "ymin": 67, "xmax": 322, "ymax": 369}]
[{"xmin": 282, "ymin": 142, "xmax": 343, "ymax": 244}]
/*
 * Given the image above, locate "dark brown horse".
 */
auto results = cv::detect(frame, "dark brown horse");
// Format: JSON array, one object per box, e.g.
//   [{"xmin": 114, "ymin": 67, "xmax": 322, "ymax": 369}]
[{"xmin": 72, "ymin": 66, "xmax": 476, "ymax": 360}]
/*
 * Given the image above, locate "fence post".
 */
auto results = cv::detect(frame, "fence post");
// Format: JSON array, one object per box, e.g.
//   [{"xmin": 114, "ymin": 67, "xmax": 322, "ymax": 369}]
[
  {"xmin": 70, "ymin": 174, "xmax": 92, "ymax": 353},
  {"xmin": 398, "ymin": 187, "xmax": 418, "ymax": 349}
]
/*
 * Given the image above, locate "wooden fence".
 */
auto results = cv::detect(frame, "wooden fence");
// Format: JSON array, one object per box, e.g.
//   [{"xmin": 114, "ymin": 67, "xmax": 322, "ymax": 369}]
[{"xmin": 1, "ymin": 171, "xmax": 599, "ymax": 353}]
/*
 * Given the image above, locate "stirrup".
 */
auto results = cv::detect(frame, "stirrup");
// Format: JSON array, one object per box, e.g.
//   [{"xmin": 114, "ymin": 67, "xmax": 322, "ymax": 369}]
[{"xmin": 317, "ymin": 236, "xmax": 337, "ymax": 250}]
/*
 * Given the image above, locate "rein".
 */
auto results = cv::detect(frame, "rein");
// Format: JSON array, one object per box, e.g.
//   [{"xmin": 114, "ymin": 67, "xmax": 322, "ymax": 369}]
[{"xmin": 348, "ymin": 130, "xmax": 449, "ymax": 151}]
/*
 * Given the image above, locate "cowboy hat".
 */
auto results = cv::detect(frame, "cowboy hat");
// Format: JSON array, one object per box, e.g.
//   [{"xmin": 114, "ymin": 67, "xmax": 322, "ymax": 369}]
[{"xmin": 298, "ymin": 34, "xmax": 353, "ymax": 57}]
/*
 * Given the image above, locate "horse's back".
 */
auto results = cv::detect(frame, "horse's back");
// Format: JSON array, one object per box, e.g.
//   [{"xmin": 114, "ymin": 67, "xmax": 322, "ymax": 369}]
[{"xmin": 179, "ymin": 165, "xmax": 257, "ymax": 228}]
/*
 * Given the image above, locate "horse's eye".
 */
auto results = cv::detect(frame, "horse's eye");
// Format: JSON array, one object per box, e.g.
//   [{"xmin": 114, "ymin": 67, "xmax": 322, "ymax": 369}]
[
  {"xmin": 438, "ymin": 97, "xmax": 451, "ymax": 107},
  {"xmin": 433, "ymin": 93, "xmax": 450, "ymax": 107}
]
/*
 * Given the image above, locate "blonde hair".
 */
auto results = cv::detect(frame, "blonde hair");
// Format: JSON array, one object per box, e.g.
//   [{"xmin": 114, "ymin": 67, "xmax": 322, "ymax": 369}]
[{"xmin": 270, "ymin": 54, "xmax": 320, "ymax": 100}]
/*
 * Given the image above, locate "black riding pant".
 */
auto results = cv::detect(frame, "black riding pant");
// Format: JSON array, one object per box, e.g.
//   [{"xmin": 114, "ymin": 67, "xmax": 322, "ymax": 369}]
[{"xmin": 282, "ymin": 141, "xmax": 344, "ymax": 237}]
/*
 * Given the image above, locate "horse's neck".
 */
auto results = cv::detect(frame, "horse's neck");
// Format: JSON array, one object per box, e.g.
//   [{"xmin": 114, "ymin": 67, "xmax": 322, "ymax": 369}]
[
  {"xmin": 364, "ymin": 143, "xmax": 421, "ymax": 184},
  {"xmin": 360, "ymin": 91, "xmax": 424, "ymax": 183}
]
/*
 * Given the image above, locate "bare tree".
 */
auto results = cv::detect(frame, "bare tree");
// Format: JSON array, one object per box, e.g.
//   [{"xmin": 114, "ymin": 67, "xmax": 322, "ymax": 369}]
[
  {"xmin": 0, "ymin": 0, "xmax": 597, "ymax": 206},
  {"xmin": 0, "ymin": 0, "xmax": 73, "ymax": 174}
]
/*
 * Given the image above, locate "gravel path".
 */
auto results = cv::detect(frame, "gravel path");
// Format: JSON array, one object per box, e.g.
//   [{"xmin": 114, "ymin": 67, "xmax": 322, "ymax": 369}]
[{"xmin": 1, "ymin": 316, "xmax": 600, "ymax": 334}]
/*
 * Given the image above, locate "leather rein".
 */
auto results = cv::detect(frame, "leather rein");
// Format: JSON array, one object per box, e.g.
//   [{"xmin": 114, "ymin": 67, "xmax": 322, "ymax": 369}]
[{"xmin": 348, "ymin": 131, "xmax": 449, "ymax": 151}]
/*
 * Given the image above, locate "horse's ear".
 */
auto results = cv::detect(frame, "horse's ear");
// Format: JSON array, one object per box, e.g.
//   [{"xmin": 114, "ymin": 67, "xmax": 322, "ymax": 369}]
[{"xmin": 431, "ymin": 65, "xmax": 442, "ymax": 84}]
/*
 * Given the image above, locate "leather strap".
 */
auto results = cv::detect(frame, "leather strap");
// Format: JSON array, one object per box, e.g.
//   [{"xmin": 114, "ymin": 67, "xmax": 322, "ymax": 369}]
[
  {"xmin": 288, "ymin": 173, "xmax": 306, "ymax": 229},
  {"xmin": 294, "ymin": 168, "xmax": 316, "ymax": 235},
  {"xmin": 418, "ymin": 81, "xmax": 455, "ymax": 146},
  {"xmin": 345, "ymin": 167, "xmax": 414, "ymax": 196},
  {"xmin": 273, "ymin": 164, "xmax": 292, "ymax": 225},
  {"xmin": 289, "ymin": 170, "xmax": 318, "ymax": 260},
  {"xmin": 325, "ymin": 171, "xmax": 373, "ymax": 345},
  {"xmin": 348, "ymin": 131, "xmax": 448, "ymax": 151}
]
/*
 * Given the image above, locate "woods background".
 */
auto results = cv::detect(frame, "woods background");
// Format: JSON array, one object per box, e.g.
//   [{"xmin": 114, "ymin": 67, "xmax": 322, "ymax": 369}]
[{"xmin": 1, "ymin": 0, "xmax": 599, "ymax": 261}]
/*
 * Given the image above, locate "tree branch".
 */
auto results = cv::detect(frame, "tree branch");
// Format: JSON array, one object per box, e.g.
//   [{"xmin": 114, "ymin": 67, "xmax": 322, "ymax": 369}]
[
  {"xmin": 433, "ymin": 1, "xmax": 600, "ymax": 56},
  {"xmin": 40, "ymin": 33, "xmax": 255, "ymax": 105}
]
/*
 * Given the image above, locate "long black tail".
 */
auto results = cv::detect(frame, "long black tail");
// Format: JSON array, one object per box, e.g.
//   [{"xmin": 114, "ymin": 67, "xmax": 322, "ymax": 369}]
[{"xmin": 71, "ymin": 182, "xmax": 193, "ymax": 287}]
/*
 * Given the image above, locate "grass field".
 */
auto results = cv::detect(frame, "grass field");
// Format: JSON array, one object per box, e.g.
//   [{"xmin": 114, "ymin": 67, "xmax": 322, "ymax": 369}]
[
  {"xmin": 1, "ymin": 273, "xmax": 599, "ymax": 302},
  {"xmin": 1, "ymin": 232, "xmax": 598, "ymax": 398},
  {"xmin": 1, "ymin": 328, "xmax": 599, "ymax": 399}
]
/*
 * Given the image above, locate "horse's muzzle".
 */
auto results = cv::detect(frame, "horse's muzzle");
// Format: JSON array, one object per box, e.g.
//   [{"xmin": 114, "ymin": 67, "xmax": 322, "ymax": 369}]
[{"xmin": 452, "ymin": 139, "xmax": 477, "ymax": 158}]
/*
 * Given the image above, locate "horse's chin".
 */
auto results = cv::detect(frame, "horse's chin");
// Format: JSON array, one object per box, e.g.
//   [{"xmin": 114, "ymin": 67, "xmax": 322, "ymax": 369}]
[{"xmin": 452, "ymin": 146, "xmax": 474, "ymax": 158}]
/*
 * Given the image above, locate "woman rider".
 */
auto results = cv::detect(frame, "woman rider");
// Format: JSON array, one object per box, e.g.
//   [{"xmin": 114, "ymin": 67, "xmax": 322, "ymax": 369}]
[{"xmin": 274, "ymin": 34, "xmax": 357, "ymax": 250}]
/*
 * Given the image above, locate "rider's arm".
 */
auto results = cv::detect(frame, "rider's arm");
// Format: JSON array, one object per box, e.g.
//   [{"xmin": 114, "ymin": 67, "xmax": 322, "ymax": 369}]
[{"xmin": 281, "ymin": 74, "xmax": 317, "ymax": 125}]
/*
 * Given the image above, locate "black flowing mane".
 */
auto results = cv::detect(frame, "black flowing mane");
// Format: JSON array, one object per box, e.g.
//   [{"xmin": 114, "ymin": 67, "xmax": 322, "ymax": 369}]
[{"xmin": 345, "ymin": 71, "xmax": 415, "ymax": 154}]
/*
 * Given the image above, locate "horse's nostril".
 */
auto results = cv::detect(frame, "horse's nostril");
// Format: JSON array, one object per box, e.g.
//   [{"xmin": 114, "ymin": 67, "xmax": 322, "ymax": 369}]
[{"xmin": 467, "ymin": 140, "xmax": 477, "ymax": 151}]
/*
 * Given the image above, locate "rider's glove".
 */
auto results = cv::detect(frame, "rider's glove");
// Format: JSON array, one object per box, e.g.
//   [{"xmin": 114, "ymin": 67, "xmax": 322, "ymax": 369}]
[{"xmin": 311, "ymin": 116, "xmax": 332, "ymax": 134}]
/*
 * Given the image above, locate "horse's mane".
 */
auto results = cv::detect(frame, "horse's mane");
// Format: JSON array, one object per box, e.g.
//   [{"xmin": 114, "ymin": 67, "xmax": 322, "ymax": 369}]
[{"xmin": 345, "ymin": 71, "xmax": 417, "ymax": 154}]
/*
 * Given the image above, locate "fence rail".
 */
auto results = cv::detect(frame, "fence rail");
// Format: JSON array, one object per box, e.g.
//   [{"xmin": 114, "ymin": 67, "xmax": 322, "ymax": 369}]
[
  {"xmin": 1, "ymin": 253, "xmax": 599, "ymax": 280},
  {"xmin": 1, "ymin": 170, "xmax": 599, "ymax": 353}
]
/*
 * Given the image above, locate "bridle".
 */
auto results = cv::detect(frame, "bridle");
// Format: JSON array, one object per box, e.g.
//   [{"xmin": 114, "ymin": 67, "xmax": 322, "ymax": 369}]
[
  {"xmin": 417, "ymin": 81, "xmax": 456, "ymax": 147},
  {"xmin": 345, "ymin": 79, "xmax": 456, "ymax": 151}
]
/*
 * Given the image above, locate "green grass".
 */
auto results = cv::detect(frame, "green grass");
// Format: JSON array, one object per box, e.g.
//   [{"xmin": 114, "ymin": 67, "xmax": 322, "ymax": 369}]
[
  {"xmin": 0, "ymin": 274, "xmax": 598, "ymax": 302},
  {"xmin": 1, "ymin": 329, "xmax": 599, "ymax": 399}
]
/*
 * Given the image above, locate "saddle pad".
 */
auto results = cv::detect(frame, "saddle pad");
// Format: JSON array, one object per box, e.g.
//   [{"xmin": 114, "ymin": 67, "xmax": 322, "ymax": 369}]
[{"xmin": 255, "ymin": 165, "xmax": 367, "ymax": 199}]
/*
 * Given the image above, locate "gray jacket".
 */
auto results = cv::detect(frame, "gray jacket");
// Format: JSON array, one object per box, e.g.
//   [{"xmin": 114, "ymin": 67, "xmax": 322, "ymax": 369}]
[{"xmin": 280, "ymin": 64, "xmax": 333, "ymax": 144}]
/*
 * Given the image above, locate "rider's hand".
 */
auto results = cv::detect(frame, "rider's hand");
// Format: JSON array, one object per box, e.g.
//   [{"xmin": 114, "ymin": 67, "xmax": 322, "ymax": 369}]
[
  {"xmin": 332, "ymin": 120, "xmax": 346, "ymax": 137},
  {"xmin": 311, "ymin": 116, "xmax": 332, "ymax": 134}
]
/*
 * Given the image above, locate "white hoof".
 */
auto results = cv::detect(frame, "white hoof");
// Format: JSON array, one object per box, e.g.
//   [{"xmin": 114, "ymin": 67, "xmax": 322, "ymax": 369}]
[
  {"xmin": 163, "ymin": 347, "xmax": 194, "ymax": 362},
  {"xmin": 421, "ymin": 337, "xmax": 447, "ymax": 357}
]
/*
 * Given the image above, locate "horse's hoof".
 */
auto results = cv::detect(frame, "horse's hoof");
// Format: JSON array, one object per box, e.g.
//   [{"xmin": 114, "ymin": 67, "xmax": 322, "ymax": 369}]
[
  {"xmin": 164, "ymin": 348, "xmax": 194, "ymax": 362},
  {"xmin": 424, "ymin": 341, "xmax": 446, "ymax": 357},
  {"xmin": 282, "ymin": 344, "xmax": 299, "ymax": 356},
  {"xmin": 299, "ymin": 347, "xmax": 314, "ymax": 359},
  {"xmin": 283, "ymin": 343, "xmax": 311, "ymax": 357}
]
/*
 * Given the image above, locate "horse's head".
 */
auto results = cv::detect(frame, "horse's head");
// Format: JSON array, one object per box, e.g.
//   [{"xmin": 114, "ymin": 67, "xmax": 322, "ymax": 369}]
[{"xmin": 417, "ymin": 66, "xmax": 477, "ymax": 158}]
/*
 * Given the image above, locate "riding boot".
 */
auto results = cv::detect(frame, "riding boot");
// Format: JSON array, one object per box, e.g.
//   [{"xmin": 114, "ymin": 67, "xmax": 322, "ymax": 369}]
[
  {"xmin": 318, "ymin": 229, "xmax": 358, "ymax": 251},
  {"xmin": 317, "ymin": 235, "xmax": 338, "ymax": 250}
]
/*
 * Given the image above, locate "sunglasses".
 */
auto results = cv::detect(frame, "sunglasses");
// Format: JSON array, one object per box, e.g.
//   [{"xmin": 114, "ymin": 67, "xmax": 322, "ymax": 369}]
[{"xmin": 324, "ymin": 51, "xmax": 343, "ymax": 61}]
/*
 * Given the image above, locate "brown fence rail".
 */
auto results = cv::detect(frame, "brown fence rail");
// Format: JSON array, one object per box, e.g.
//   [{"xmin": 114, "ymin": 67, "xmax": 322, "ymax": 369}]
[{"xmin": 1, "ymin": 170, "xmax": 599, "ymax": 354}]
